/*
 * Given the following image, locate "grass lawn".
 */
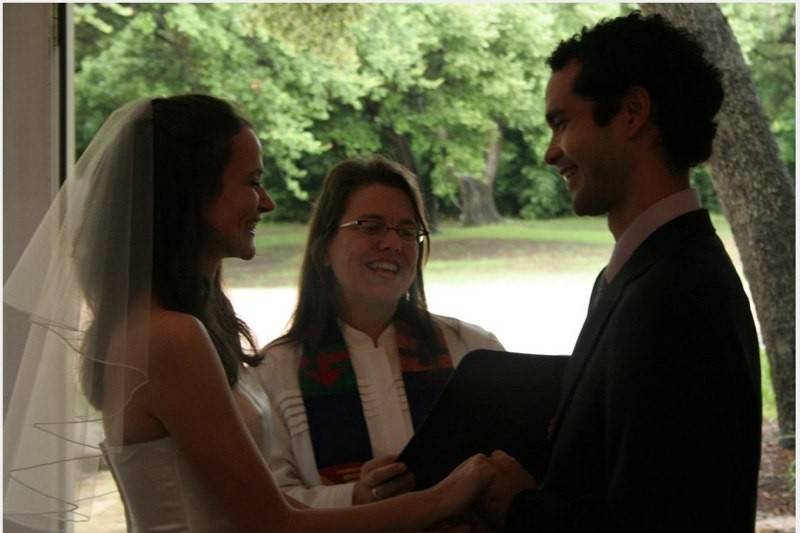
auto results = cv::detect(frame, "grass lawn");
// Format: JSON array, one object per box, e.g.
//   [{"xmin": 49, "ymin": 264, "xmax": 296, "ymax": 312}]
[
  {"xmin": 227, "ymin": 213, "xmax": 734, "ymax": 287},
  {"xmin": 761, "ymin": 350, "xmax": 778, "ymax": 421}
]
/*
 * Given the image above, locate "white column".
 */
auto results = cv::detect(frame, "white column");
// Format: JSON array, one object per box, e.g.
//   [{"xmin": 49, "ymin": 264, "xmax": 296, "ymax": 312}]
[{"xmin": 4, "ymin": 4, "xmax": 70, "ymax": 532}]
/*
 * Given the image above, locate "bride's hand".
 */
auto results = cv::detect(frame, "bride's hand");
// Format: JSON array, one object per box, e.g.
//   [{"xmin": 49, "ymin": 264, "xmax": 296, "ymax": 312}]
[{"xmin": 427, "ymin": 454, "xmax": 496, "ymax": 519}]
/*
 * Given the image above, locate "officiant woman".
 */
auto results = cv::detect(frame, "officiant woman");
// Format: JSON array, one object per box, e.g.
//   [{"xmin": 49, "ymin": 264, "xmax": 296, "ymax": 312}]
[{"xmin": 258, "ymin": 156, "xmax": 504, "ymax": 508}]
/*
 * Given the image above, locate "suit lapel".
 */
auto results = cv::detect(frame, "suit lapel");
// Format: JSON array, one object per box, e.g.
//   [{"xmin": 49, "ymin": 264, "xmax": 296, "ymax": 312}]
[
  {"xmin": 550, "ymin": 271, "xmax": 626, "ymax": 438},
  {"xmin": 548, "ymin": 210, "xmax": 715, "ymax": 443}
]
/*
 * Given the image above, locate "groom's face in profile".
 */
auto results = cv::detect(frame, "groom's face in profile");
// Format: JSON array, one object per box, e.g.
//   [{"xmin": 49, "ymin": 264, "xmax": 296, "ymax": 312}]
[{"xmin": 544, "ymin": 60, "xmax": 630, "ymax": 217}]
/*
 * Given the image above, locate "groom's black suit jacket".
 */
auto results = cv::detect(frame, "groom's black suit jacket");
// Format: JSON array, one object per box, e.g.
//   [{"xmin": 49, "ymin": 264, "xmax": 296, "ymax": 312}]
[{"xmin": 505, "ymin": 210, "xmax": 761, "ymax": 532}]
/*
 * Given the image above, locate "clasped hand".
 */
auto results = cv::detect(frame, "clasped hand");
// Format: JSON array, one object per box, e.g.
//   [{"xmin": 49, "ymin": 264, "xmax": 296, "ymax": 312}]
[
  {"xmin": 352, "ymin": 450, "xmax": 536, "ymax": 532},
  {"xmin": 473, "ymin": 450, "xmax": 537, "ymax": 531},
  {"xmin": 352, "ymin": 454, "xmax": 416, "ymax": 504}
]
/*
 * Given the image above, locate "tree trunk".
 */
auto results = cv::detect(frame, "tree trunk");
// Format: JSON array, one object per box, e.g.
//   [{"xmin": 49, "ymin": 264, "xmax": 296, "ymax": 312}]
[
  {"xmin": 458, "ymin": 124, "xmax": 503, "ymax": 226},
  {"xmin": 382, "ymin": 126, "xmax": 439, "ymax": 230},
  {"xmin": 640, "ymin": 3, "xmax": 796, "ymax": 447},
  {"xmin": 457, "ymin": 175, "xmax": 500, "ymax": 226}
]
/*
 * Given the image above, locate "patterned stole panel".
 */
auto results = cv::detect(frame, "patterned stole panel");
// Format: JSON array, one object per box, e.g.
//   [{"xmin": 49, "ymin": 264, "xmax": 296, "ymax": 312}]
[
  {"xmin": 394, "ymin": 321, "xmax": 454, "ymax": 430},
  {"xmin": 299, "ymin": 320, "xmax": 454, "ymax": 485}
]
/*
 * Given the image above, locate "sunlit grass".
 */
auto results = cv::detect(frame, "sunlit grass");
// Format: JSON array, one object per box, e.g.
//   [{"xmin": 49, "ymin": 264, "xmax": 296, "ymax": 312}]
[
  {"xmin": 761, "ymin": 349, "xmax": 777, "ymax": 421},
  {"xmin": 254, "ymin": 222, "xmax": 308, "ymax": 248},
  {"xmin": 231, "ymin": 216, "xmax": 616, "ymax": 287},
  {"xmin": 424, "ymin": 244, "xmax": 610, "ymax": 282},
  {"xmin": 252, "ymin": 216, "xmax": 615, "ymax": 251},
  {"xmin": 432, "ymin": 216, "xmax": 612, "ymax": 245},
  {"xmin": 252, "ymin": 214, "xmax": 732, "ymax": 251},
  {"xmin": 231, "ymin": 214, "xmax": 735, "ymax": 287}
]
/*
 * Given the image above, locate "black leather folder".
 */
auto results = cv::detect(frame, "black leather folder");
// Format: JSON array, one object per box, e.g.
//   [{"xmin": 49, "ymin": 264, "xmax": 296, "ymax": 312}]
[{"xmin": 398, "ymin": 349, "xmax": 568, "ymax": 489}]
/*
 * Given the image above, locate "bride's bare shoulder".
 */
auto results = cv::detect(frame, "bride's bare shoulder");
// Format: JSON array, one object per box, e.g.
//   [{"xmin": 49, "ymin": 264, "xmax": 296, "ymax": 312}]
[
  {"xmin": 117, "ymin": 306, "xmax": 206, "ymax": 351},
  {"xmin": 149, "ymin": 307, "xmax": 207, "ymax": 337},
  {"xmin": 110, "ymin": 304, "xmax": 220, "ymax": 379},
  {"xmin": 146, "ymin": 307, "xmax": 222, "ymax": 373}
]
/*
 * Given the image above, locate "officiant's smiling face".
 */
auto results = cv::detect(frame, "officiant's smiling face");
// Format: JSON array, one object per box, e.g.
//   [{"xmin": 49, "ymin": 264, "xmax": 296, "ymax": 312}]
[{"xmin": 326, "ymin": 184, "xmax": 420, "ymax": 310}]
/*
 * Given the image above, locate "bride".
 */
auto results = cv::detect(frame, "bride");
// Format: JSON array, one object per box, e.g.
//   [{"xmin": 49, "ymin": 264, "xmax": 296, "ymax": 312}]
[{"xmin": 3, "ymin": 94, "xmax": 493, "ymax": 532}]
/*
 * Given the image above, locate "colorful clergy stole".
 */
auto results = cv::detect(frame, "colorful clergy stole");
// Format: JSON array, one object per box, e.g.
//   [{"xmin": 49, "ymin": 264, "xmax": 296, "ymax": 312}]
[{"xmin": 299, "ymin": 320, "xmax": 453, "ymax": 485}]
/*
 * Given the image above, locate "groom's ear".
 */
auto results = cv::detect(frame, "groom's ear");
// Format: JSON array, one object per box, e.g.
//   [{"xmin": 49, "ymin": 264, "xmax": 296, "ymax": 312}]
[{"xmin": 619, "ymin": 85, "xmax": 651, "ymax": 139}]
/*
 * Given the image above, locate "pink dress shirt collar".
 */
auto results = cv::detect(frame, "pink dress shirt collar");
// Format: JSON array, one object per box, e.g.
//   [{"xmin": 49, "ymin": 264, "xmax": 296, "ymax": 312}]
[{"xmin": 604, "ymin": 188, "xmax": 702, "ymax": 282}]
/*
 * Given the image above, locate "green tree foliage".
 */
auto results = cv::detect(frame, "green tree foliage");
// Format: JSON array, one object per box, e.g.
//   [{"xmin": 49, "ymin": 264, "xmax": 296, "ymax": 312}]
[
  {"xmin": 75, "ymin": 4, "xmax": 367, "ymax": 208},
  {"xmin": 74, "ymin": 3, "xmax": 794, "ymax": 223},
  {"xmin": 320, "ymin": 3, "xmax": 624, "ymax": 220},
  {"xmin": 721, "ymin": 3, "xmax": 795, "ymax": 180}
]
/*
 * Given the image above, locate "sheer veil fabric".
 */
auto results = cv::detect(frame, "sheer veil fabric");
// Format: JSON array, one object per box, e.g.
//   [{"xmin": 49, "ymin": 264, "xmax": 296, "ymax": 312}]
[{"xmin": 4, "ymin": 98, "xmax": 155, "ymax": 530}]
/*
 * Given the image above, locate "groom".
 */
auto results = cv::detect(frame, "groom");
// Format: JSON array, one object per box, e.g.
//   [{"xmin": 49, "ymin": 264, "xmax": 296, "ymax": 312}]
[{"xmin": 479, "ymin": 12, "xmax": 761, "ymax": 532}]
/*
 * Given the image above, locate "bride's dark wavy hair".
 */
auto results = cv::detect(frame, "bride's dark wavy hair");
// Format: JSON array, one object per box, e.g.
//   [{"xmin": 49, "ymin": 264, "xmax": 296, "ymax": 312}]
[{"xmin": 80, "ymin": 94, "xmax": 261, "ymax": 409}]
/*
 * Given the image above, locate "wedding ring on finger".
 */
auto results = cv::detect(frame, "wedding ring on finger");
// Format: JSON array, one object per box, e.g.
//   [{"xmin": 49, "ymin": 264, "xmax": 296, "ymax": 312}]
[{"xmin": 371, "ymin": 487, "xmax": 381, "ymax": 500}]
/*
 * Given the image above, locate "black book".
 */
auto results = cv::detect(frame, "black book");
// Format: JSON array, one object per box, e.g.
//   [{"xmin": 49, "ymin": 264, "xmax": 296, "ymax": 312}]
[{"xmin": 398, "ymin": 349, "xmax": 569, "ymax": 489}]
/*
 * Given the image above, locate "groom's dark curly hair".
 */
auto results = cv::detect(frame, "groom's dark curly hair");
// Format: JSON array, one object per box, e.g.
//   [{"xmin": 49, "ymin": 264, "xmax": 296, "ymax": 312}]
[{"xmin": 547, "ymin": 11, "xmax": 724, "ymax": 175}]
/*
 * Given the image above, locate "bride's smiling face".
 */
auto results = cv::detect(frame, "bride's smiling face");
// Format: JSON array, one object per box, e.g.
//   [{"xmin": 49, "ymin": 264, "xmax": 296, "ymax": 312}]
[{"xmin": 203, "ymin": 128, "xmax": 274, "ymax": 263}]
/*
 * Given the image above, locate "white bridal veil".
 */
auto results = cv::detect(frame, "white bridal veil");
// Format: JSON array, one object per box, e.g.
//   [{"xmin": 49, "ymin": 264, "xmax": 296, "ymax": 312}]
[{"xmin": 4, "ymin": 98, "xmax": 154, "ymax": 530}]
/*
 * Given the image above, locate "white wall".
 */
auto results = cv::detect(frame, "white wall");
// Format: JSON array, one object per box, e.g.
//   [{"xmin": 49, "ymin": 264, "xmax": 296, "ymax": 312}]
[
  {"xmin": 3, "ymin": 4, "xmax": 61, "ymax": 279},
  {"xmin": 3, "ymin": 4, "xmax": 64, "ymax": 532}
]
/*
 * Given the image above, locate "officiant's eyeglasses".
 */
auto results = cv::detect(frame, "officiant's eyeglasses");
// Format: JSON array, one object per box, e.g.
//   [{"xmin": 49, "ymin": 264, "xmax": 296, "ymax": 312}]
[{"xmin": 338, "ymin": 219, "xmax": 428, "ymax": 243}]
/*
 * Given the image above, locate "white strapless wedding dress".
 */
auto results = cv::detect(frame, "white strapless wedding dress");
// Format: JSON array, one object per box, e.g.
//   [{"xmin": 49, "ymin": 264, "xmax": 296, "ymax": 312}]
[{"xmin": 103, "ymin": 367, "xmax": 272, "ymax": 532}]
